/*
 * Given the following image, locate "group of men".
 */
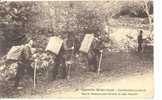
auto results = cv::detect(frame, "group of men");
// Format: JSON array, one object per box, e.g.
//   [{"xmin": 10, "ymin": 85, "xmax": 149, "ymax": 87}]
[
  {"xmin": 11, "ymin": 32, "xmax": 105, "ymax": 88},
  {"xmin": 10, "ymin": 30, "xmax": 144, "ymax": 88}
]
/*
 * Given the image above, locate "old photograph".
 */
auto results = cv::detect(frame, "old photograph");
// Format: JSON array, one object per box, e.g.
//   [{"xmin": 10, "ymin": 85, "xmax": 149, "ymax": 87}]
[{"xmin": 0, "ymin": 0, "xmax": 153, "ymax": 98}]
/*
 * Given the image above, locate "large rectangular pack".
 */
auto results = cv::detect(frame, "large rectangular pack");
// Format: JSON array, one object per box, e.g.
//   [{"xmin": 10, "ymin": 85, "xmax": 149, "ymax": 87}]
[
  {"xmin": 6, "ymin": 45, "xmax": 24, "ymax": 60},
  {"xmin": 79, "ymin": 34, "xmax": 94, "ymax": 53},
  {"xmin": 45, "ymin": 36, "xmax": 63, "ymax": 55}
]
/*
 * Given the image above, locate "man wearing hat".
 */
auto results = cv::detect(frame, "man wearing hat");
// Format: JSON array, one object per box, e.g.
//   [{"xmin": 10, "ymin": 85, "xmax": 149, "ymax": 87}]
[
  {"xmin": 137, "ymin": 30, "xmax": 143, "ymax": 52},
  {"xmin": 87, "ymin": 33, "xmax": 105, "ymax": 72},
  {"xmin": 14, "ymin": 39, "xmax": 34, "ymax": 88}
]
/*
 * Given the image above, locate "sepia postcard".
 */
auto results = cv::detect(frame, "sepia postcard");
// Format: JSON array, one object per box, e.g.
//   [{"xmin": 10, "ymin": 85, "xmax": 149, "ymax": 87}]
[{"xmin": 0, "ymin": 0, "xmax": 153, "ymax": 98}]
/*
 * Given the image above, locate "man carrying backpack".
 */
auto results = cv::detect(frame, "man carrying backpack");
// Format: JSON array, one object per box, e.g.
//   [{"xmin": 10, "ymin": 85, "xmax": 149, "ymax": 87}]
[
  {"xmin": 52, "ymin": 33, "xmax": 75, "ymax": 80},
  {"xmin": 14, "ymin": 40, "xmax": 34, "ymax": 88},
  {"xmin": 137, "ymin": 30, "xmax": 143, "ymax": 52},
  {"xmin": 88, "ymin": 34, "xmax": 105, "ymax": 72}
]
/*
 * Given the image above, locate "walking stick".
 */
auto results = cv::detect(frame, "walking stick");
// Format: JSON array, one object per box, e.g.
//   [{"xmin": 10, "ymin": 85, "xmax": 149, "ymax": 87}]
[
  {"xmin": 67, "ymin": 43, "xmax": 74, "ymax": 80},
  {"xmin": 98, "ymin": 50, "xmax": 103, "ymax": 75},
  {"xmin": 34, "ymin": 59, "xmax": 37, "ymax": 89},
  {"xmin": 67, "ymin": 63, "xmax": 71, "ymax": 80}
]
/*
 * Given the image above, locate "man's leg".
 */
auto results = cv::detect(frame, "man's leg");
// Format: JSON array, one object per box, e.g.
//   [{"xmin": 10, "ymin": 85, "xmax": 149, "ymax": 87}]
[
  {"xmin": 56, "ymin": 56, "xmax": 67, "ymax": 79},
  {"xmin": 92, "ymin": 56, "xmax": 98, "ymax": 72},
  {"xmin": 53, "ymin": 62, "xmax": 58, "ymax": 80},
  {"xmin": 51, "ymin": 56, "xmax": 60, "ymax": 80},
  {"xmin": 25, "ymin": 62, "xmax": 34, "ymax": 78},
  {"xmin": 23, "ymin": 62, "xmax": 37, "ymax": 85},
  {"xmin": 138, "ymin": 43, "xmax": 143, "ymax": 52},
  {"xmin": 14, "ymin": 63, "xmax": 24, "ymax": 87},
  {"xmin": 138, "ymin": 43, "xmax": 140, "ymax": 52},
  {"xmin": 88, "ymin": 57, "xmax": 97, "ymax": 72},
  {"xmin": 61, "ymin": 58, "xmax": 67, "ymax": 79}
]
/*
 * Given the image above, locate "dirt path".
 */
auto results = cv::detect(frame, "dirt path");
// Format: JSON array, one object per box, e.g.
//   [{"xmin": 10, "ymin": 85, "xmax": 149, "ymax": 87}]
[
  {"xmin": 0, "ymin": 52, "xmax": 153, "ymax": 98},
  {"xmin": 40, "ymin": 72, "xmax": 153, "ymax": 98}
]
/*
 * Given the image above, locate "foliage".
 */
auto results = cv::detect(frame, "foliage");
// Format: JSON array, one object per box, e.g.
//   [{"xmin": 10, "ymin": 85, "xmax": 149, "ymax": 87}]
[
  {"xmin": 0, "ymin": 1, "xmax": 153, "ymax": 53},
  {"xmin": 0, "ymin": 2, "xmax": 38, "ymax": 50}
]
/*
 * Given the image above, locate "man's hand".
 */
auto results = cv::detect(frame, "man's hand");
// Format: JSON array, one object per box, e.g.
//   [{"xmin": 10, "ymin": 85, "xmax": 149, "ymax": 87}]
[
  {"xmin": 70, "ymin": 46, "xmax": 74, "ymax": 50},
  {"xmin": 67, "ymin": 47, "xmax": 74, "ymax": 50},
  {"xmin": 100, "ymin": 50, "xmax": 103, "ymax": 53}
]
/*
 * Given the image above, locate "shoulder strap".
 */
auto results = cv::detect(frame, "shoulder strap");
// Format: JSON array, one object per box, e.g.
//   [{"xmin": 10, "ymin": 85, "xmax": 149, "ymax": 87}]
[{"xmin": 22, "ymin": 45, "xmax": 31, "ymax": 60}]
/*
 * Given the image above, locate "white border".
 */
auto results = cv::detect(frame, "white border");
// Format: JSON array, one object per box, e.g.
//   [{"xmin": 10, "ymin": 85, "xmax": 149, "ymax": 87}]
[
  {"xmin": 1, "ymin": 0, "xmax": 162, "ymax": 100},
  {"xmin": 154, "ymin": 0, "xmax": 162, "ymax": 100}
]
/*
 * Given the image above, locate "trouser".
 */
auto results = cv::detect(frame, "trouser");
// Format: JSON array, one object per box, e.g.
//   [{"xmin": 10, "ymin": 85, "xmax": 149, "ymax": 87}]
[
  {"xmin": 47, "ymin": 62, "xmax": 56, "ymax": 81},
  {"xmin": 138, "ymin": 43, "xmax": 142, "ymax": 52},
  {"xmin": 88, "ymin": 54, "xmax": 98, "ymax": 72},
  {"xmin": 74, "ymin": 48, "xmax": 79, "ymax": 55},
  {"xmin": 53, "ymin": 55, "xmax": 67, "ymax": 80},
  {"xmin": 14, "ymin": 61, "xmax": 34, "ymax": 87}
]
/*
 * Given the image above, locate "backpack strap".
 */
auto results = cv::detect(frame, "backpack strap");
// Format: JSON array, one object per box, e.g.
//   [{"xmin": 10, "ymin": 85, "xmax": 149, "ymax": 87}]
[{"xmin": 21, "ymin": 45, "xmax": 32, "ymax": 61}]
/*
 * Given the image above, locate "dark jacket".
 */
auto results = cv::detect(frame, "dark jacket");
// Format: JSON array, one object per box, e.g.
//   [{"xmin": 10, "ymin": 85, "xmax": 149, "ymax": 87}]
[
  {"xmin": 20, "ymin": 45, "xmax": 32, "ymax": 63},
  {"xmin": 138, "ymin": 35, "xmax": 143, "ymax": 44}
]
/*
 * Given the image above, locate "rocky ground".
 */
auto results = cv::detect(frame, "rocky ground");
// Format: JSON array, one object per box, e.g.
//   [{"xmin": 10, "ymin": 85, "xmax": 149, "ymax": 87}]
[{"xmin": 0, "ymin": 50, "xmax": 153, "ymax": 98}]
